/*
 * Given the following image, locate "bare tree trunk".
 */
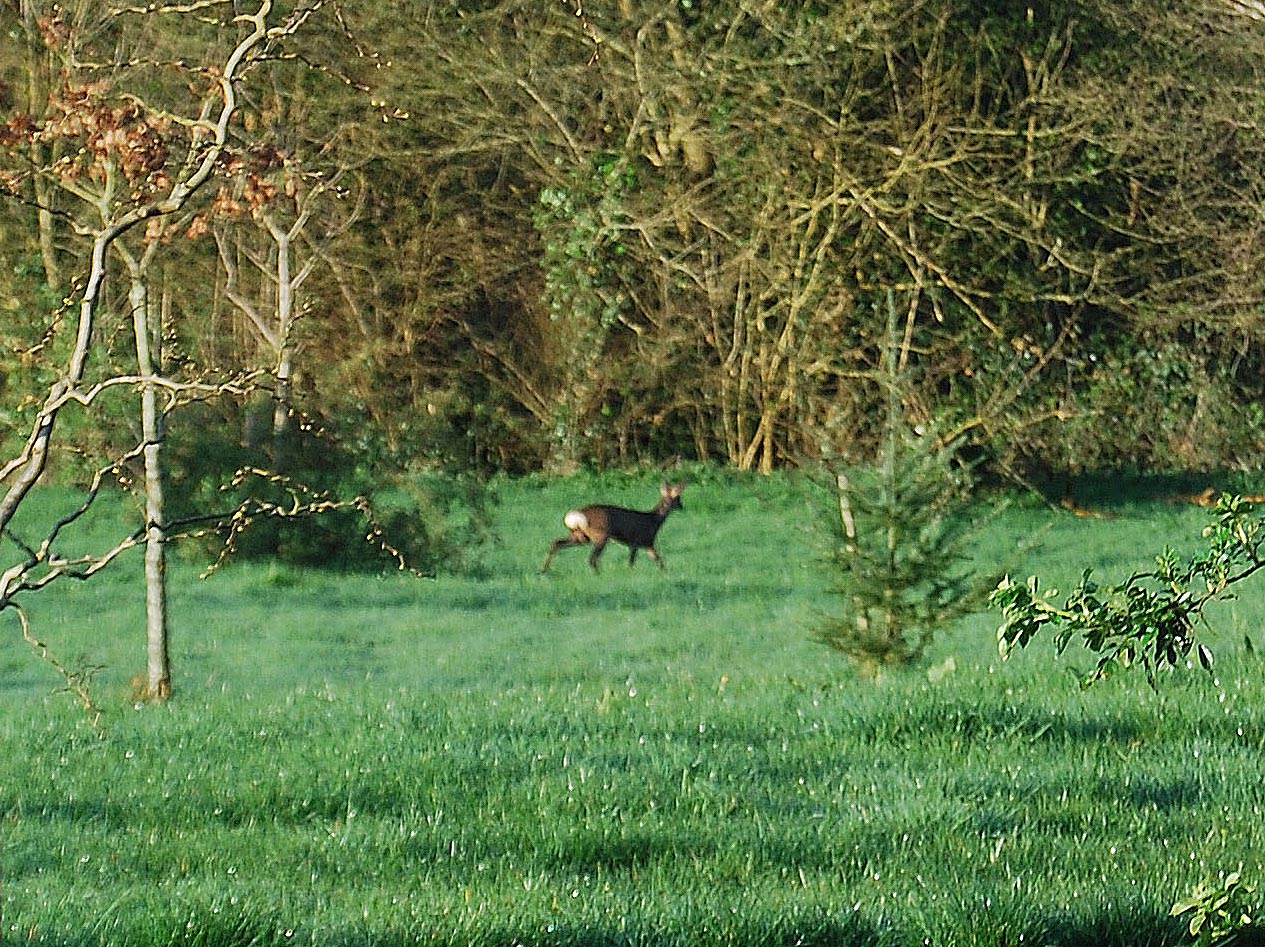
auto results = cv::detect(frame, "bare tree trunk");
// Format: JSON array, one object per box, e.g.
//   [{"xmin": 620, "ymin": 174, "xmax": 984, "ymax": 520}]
[
  {"xmin": 835, "ymin": 471, "xmax": 869, "ymax": 638},
  {"xmin": 19, "ymin": 0, "xmax": 61, "ymax": 291},
  {"xmin": 217, "ymin": 182, "xmax": 350, "ymax": 471},
  {"xmin": 273, "ymin": 346, "xmax": 293, "ymax": 464},
  {"xmin": 271, "ymin": 225, "xmax": 294, "ymax": 468},
  {"xmin": 125, "ymin": 258, "xmax": 171, "ymax": 700}
]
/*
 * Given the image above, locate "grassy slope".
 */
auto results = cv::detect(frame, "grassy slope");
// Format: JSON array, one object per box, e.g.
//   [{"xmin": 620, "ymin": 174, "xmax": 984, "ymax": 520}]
[{"xmin": 2, "ymin": 470, "xmax": 1264, "ymax": 946}]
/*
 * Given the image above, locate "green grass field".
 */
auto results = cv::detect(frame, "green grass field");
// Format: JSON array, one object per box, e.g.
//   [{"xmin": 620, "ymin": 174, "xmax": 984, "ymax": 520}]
[{"xmin": 3, "ymin": 470, "xmax": 1265, "ymax": 946}]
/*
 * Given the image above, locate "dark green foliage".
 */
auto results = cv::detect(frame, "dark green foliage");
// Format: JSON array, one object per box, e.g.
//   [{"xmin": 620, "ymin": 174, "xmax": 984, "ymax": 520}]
[
  {"xmin": 164, "ymin": 401, "xmax": 492, "ymax": 574},
  {"xmin": 813, "ymin": 435, "xmax": 1000, "ymax": 675},
  {"xmin": 1054, "ymin": 334, "xmax": 1265, "ymax": 474},
  {"xmin": 1171, "ymin": 870, "xmax": 1258, "ymax": 947},
  {"xmin": 813, "ymin": 294, "xmax": 1004, "ymax": 675}
]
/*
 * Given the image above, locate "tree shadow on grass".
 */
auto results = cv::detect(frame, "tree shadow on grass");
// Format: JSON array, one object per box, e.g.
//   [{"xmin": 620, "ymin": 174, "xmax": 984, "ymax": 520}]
[
  {"xmin": 30, "ymin": 903, "xmax": 1244, "ymax": 947},
  {"xmin": 1032, "ymin": 904, "xmax": 1195, "ymax": 947},
  {"xmin": 510, "ymin": 916, "xmax": 893, "ymax": 947},
  {"xmin": 22, "ymin": 913, "xmax": 897, "ymax": 947},
  {"xmin": 1042, "ymin": 469, "xmax": 1265, "ymax": 513}
]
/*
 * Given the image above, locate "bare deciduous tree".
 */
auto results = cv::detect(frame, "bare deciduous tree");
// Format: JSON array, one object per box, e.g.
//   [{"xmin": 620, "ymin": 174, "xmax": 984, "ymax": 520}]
[{"xmin": 0, "ymin": 0, "xmax": 316, "ymax": 705}]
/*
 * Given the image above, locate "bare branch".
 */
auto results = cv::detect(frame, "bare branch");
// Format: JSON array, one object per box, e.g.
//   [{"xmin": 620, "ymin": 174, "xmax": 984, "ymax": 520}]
[
  {"xmin": 109, "ymin": 0, "xmax": 231, "ymax": 17},
  {"xmin": 16, "ymin": 606, "xmax": 104, "ymax": 727}
]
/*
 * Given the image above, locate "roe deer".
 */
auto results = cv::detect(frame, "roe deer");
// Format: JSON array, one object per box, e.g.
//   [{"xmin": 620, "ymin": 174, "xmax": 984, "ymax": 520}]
[{"xmin": 542, "ymin": 481, "xmax": 686, "ymax": 572}]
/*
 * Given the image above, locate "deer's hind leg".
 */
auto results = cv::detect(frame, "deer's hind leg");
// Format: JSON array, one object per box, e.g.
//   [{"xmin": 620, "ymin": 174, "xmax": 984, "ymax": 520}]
[{"xmin": 542, "ymin": 530, "xmax": 589, "ymax": 572}]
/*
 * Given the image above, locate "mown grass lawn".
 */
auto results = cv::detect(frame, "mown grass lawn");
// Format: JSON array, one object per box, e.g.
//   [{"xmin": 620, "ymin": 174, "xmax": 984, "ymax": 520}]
[{"xmin": 2, "ymin": 470, "xmax": 1264, "ymax": 946}]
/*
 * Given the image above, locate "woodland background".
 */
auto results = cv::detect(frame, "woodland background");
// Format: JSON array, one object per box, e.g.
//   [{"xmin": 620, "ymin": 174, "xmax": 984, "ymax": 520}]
[{"xmin": 2, "ymin": 0, "xmax": 1265, "ymax": 491}]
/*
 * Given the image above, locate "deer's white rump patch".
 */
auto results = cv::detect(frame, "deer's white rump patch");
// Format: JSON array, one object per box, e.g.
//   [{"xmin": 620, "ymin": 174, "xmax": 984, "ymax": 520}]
[{"xmin": 564, "ymin": 510, "xmax": 589, "ymax": 532}]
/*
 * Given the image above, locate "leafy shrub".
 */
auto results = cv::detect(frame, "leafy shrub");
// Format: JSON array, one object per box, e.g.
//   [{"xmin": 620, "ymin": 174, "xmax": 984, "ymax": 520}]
[{"xmin": 1171, "ymin": 870, "xmax": 1258, "ymax": 947}]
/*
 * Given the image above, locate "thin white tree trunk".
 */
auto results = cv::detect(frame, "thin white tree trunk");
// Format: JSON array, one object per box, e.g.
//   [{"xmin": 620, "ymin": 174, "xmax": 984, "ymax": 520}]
[
  {"xmin": 127, "ymin": 270, "xmax": 171, "ymax": 700},
  {"xmin": 272, "ymin": 227, "xmax": 294, "ymax": 466}
]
